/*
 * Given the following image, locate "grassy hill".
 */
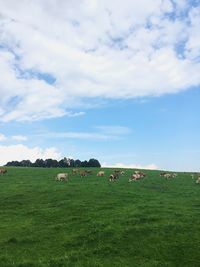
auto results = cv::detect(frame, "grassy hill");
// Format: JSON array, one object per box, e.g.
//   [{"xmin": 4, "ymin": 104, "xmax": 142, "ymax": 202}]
[{"xmin": 0, "ymin": 167, "xmax": 199, "ymax": 267}]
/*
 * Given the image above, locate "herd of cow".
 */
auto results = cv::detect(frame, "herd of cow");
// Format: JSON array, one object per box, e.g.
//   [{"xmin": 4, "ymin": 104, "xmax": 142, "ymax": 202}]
[
  {"xmin": 55, "ymin": 169, "xmax": 127, "ymax": 182},
  {"xmin": 55, "ymin": 169, "xmax": 177, "ymax": 182},
  {"xmin": 1, "ymin": 167, "xmax": 200, "ymax": 184},
  {"xmin": 55, "ymin": 168, "xmax": 200, "ymax": 184}
]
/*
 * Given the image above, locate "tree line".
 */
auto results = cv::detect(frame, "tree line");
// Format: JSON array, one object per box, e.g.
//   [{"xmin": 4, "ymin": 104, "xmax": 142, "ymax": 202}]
[{"xmin": 5, "ymin": 157, "xmax": 101, "ymax": 168}]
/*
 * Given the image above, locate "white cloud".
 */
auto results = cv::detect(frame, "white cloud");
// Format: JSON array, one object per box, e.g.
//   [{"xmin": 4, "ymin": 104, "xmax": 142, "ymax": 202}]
[
  {"xmin": 11, "ymin": 135, "xmax": 27, "ymax": 141},
  {"xmin": 35, "ymin": 125, "xmax": 130, "ymax": 141},
  {"xmin": 0, "ymin": 0, "xmax": 200, "ymax": 121},
  {"xmin": 0, "ymin": 144, "xmax": 61, "ymax": 165},
  {"xmin": 185, "ymin": 6, "xmax": 200, "ymax": 60},
  {"xmin": 44, "ymin": 131, "xmax": 117, "ymax": 140},
  {"xmin": 0, "ymin": 133, "xmax": 7, "ymax": 141},
  {"xmin": 36, "ymin": 130, "xmax": 129, "ymax": 141},
  {"xmin": 95, "ymin": 125, "xmax": 131, "ymax": 135},
  {"xmin": 102, "ymin": 162, "xmax": 158, "ymax": 170}
]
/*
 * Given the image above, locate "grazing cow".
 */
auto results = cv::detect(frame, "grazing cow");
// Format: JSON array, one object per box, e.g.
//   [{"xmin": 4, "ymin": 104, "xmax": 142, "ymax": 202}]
[
  {"xmin": 133, "ymin": 171, "xmax": 146, "ymax": 177},
  {"xmin": 191, "ymin": 173, "xmax": 199, "ymax": 179},
  {"xmin": 97, "ymin": 171, "xmax": 105, "ymax": 177},
  {"xmin": 191, "ymin": 174, "xmax": 195, "ymax": 179},
  {"xmin": 72, "ymin": 168, "xmax": 79, "ymax": 175},
  {"xmin": 164, "ymin": 173, "xmax": 172, "ymax": 179},
  {"xmin": 160, "ymin": 172, "xmax": 174, "ymax": 179},
  {"xmin": 55, "ymin": 173, "xmax": 69, "ymax": 181},
  {"xmin": 0, "ymin": 168, "xmax": 7, "ymax": 175},
  {"xmin": 160, "ymin": 172, "xmax": 167, "ymax": 177},
  {"xmin": 129, "ymin": 173, "xmax": 142, "ymax": 182},
  {"xmin": 129, "ymin": 171, "xmax": 146, "ymax": 182},
  {"xmin": 196, "ymin": 177, "xmax": 200, "ymax": 184},
  {"xmin": 114, "ymin": 170, "xmax": 126, "ymax": 176},
  {"xmin": 136, "ymin": 171, "xmax": 146, "ymax": 177},
  {"xmin": 109, "ymin": 173, "xmax": 119, "ymax": 182},
  {"xmin": 80, "ymin": 171, "xmax": 87, "ymax": 178},
  {"xmin": 163, "ymin": 173, "xmax": 176, "ymax": 179}
]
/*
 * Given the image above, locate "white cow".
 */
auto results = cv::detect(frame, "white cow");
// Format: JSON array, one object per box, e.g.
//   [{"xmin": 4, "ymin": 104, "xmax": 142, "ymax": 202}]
[
  {"xmin": 163, "ymin": 173, "xmax": 177, "ymax": 179},
  {"xmin": 97, "ymin": 171, "xmax": 105, "ymax": 177},
  {"xmin": 164, "ymin": 173, "xmax": 170, "ymax": 179},
  {"xmin": 196, "ymin": 177, "xmax": 200, "ymax": 184},
  {"xmin": 129, "ymin": 173, "xmax": 141, "ymax": 182},
  {"xmin": 55, "ymin": 173, "xmax": 69, "ymax": 181}
]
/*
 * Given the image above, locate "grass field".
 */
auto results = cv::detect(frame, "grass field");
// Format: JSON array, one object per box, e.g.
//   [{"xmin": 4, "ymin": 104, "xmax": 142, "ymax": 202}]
[{"xmin": 0, "ymin": 167, "xmax": 200, "ymax": 267}]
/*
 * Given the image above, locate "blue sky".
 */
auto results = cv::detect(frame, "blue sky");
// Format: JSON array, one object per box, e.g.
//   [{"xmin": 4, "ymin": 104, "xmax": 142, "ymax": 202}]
[{"xmin": 0, "ymin": 0, "xmax": 200, "ymax": 171}]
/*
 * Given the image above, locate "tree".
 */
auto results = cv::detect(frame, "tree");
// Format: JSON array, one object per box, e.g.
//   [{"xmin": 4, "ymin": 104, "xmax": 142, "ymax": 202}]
[
  {"xmin": 44, "ymin": 159, "xmax": 55, "ymax": 168},
  {"xmin": 33, "ymin": 159, "xmax": 45, "ymax": 167},
  {"xmin": 69, "ymin": 159, "xmax": 75, "ymax": 167},
  {"xmin": 58, "ymin": 159, "xmax": 68, "ymax": 168},
  {"xmin": 20, "ymin": 160, "xmax": 32, "ymax": 167},
  {"xmin": 81, "ymin": 160, "xmax": 88, "ymax": 167},
  {"xmin": 74, "ymin": 159, "xmax": 81, "ymax": 167},
  {"xmin": 5, "ymin": 157, "xmax": 101, "ymax": 168},
  {"xmin": 88, "ymin": 158, "xmax": 101, "ymax": 167}
]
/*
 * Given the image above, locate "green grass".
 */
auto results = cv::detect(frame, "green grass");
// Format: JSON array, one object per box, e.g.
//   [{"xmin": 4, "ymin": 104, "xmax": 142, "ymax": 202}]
[{"xmin": 0, "ymin": 167, "xmax": 199, "ymax": 267}]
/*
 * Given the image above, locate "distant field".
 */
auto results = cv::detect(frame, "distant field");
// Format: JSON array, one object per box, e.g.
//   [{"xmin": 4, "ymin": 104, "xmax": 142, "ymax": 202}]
[{"xmin": 0, "ymin": 167, "xmax": 199, "ymax": 267}]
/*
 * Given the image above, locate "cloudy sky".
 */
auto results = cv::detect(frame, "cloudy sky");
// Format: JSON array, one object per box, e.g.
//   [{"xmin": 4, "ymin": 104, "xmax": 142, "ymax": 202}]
[{"xmin": 0, "ymin": 0, "xmax": 199, "ymax": 171}]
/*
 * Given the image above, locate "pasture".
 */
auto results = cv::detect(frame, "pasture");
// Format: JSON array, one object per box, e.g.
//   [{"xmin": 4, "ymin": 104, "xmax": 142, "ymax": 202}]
[{"xmin": 0, "ymin": 167, "xmax": 199, "ymax": 267}]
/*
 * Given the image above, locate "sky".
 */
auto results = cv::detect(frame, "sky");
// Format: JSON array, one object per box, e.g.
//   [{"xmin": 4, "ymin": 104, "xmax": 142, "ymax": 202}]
[{"xmin": 0, "ymin": 0, "xmax": 200, "ymax": 171}]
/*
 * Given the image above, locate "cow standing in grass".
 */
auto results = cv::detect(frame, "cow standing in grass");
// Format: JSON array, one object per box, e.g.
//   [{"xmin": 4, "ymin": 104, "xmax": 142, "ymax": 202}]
[
  {"xmin": 0, "ymin": 168, "xmax": 7, "ymax": 175},
  {"xmin": 137, "ymin": 171, "xmax": 146, "ymax": 178},
  {"xmin": 191, "ymin": 173, "xmax": 199, "ymax": 179},
  {"xmin": 55, "ymin": 173, "xmax": 69, "ymax": 181},
  {"xmin": 80, "ymin": 171, "xmax": 87, "ymax": 178},
  {"xmin": 160, "ymin": 172, "xmax": 167, "ymax": 177},
  {"xmin": 163, "ymin": 173, "xmax": 177, "ymax": 179},
  {"xmin": 109, "ymin": 173, "xmax": 119, "ymax": 182},
  {"xmin": 164, "ymin": 173, "xmax": 171, "ymax": 179},
  {"xmin": 129, "ymin": 173, "xmax": 141, "ymax": 182},
  {"xmin": 129, "ymin": 171, "xmax": 146, "ymax": 182},
  {"xmin": 97, "ymin": 171, "xmax": 105, "ymax": 177},
  {"xmin": 196, "ymin": 177, "xmax": 200, "ymax": 184},
  {"xmin": 72, "ymin": 169, "xmax": 79, "ymax": 175}
]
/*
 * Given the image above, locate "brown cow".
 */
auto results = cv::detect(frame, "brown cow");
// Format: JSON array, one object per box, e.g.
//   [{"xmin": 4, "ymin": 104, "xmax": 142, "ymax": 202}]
[
  {"xmin": 80, "ymin": 171, "xmax": 87, "ymax": 178},
  {"xmin": 72, "ymin": 168, "xmax": 79, "ymax": 175},
  {"xmin": 0, "ymin": 168, "xmax": 7, "ymax": 175}
]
